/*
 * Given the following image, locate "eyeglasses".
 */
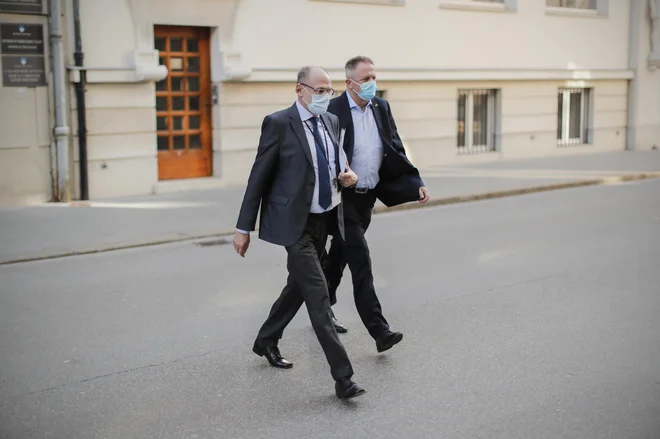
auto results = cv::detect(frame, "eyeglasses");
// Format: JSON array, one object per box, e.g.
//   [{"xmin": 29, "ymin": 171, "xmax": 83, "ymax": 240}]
[{"xmin": 300, "ymin": 83, "xmax": 336, "ymax": 97}]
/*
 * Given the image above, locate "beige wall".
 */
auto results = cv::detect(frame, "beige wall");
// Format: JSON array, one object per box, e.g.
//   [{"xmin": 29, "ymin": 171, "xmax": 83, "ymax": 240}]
[
  {"xmin": 73, "ymin": 0, "xmax": 632, "ymax": 74},
  {"xmin": 631, "ymin": 0, "xmax": 660, "ymax": 150},
  {"xmin": 231, "ymin": 0, "xmax": 630, "ymax": 72},
  {"xmin": 69, "ymin": 83, "xmax": 157, "ymax": 199},
  {"xmin": 0, "ymin": 13, "xmax": 53, "ymax": 205},
  {"xmin": 217, "ymin": 78, "xmax": 629, "ymax": 180},
  {"xmin": 3, "ymin": 0, "xmax": 658, "ymax": 204}
]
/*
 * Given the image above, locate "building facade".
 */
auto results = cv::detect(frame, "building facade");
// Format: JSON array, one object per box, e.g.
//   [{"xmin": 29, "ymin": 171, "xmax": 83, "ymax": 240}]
[{"xmin": 1, "ymin": 0, "xmax": 659, "ymax": 205}]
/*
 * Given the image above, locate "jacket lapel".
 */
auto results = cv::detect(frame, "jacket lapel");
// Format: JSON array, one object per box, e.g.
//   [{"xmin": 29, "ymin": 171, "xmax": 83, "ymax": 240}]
[
  {"xmin": 335, "ymin": 93, "xmax": 353, "ymax": 129},
  {"xmin": 335, "ymin": 93, "xmax": 355, "ymax": 162},
  {"xmin": 288, "ymin": 104, "xmax": 314, "ymax": 168},
  {"xmin": 370, "ymin": 100, "xmax": 396, "ymax": 154},
  {"xmin": 320, "ymin": 114, "xmax": 338, "ymax": 149},
  {"xmin": 320, "ymin": 114, "xmax": 341, "ymax": 177}
]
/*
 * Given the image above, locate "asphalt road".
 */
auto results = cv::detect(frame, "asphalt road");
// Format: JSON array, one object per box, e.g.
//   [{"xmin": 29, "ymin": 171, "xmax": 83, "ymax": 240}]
[{"xmin": 1, "ymin": 179, "xmax": 659, "ymax": 439}]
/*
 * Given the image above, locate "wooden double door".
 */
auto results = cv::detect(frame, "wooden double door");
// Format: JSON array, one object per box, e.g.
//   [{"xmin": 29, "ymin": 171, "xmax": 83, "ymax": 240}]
[{"xmin": 155, "ymin": 26, "xmax": 213, "ymax": 180}]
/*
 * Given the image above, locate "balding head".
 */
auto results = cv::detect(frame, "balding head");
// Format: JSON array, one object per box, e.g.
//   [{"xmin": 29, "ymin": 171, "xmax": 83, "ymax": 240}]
[
  {"xmin": 297, "ymin": 66, "xmax": 330, "ymax": 86},
  {"xmin": 295, "ymin": 66, "xmax": 335, "ymax": 114}
]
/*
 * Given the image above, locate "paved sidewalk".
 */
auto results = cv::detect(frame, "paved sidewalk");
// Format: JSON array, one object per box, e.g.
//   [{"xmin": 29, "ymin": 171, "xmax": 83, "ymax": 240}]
[{"xmin": 1, "ymin": 151, "xmax": 659, "ymax": 265}]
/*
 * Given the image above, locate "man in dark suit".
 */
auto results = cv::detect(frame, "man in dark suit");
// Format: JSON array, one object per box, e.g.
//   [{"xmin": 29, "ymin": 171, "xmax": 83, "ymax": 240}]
[
  {"xmin": 233, "ymin": 66, "xmax": 365, "ymax": 399},
  {"xmin": 322, "ymin": 56, "xmax": 429, "ymax": 347}
]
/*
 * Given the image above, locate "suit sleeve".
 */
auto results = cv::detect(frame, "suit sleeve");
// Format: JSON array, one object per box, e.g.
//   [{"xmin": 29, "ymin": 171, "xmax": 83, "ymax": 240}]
[
  {"xmin": 236, "ymin": 115, "xmax": 280, "ymax": 231},
  {"xmin": 384, "ymin": 101, "xmax": 425, "ymax": 187},
  {"xmin": 385, "ymin": 101, "xmax": 407, "ymax": 155}
]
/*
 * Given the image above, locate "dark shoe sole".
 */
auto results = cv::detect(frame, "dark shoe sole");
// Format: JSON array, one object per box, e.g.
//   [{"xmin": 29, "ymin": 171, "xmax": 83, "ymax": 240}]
[
  {"xmin": 334, "ymin": 324, "xmax": 348, "ymax": 334},
  {"xmin": 253, "ymin": 346, "xmax": 293, "ymax": 368},
  {"xmin": 377, "ymin": 332, "xmax": 403, "ymax": 353},
  {"xmin": 337, "ymin": 388, "xmax": 366, "ymax": 399},
  {"xmin": 267, "ymin": 361, "xmax": 293, "ymax": 369}
]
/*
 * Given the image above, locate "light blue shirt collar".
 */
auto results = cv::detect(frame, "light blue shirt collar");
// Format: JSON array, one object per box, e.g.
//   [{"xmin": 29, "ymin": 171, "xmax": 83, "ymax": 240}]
[
  {"xmin": 295, "ymin": 100, "xmax": 316, "ymax": 122},
  {"xmin": 346, "ymin": 91, "xmax": 372, "ymax": 110}
]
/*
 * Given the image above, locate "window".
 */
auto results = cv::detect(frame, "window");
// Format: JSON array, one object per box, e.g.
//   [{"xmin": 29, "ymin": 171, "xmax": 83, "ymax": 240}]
[
  {"xmin": 557, "ymin": 88, "xmax": 591, "ymax": 146},
  {"xmin": 310, "ymin": 0, "xmax": 404, "ymax": 5},
  {"xmin": 545, "ymin": 0, "xmax": 608, "ymax": 16},
  {"xmin": 457, "ymin": 89, "xmax": 499, "ymax": 154},
  {"xmin": 546, "ymin": 0, "xmax": 595, "ymax": 9},
  {"xmin": 439, "ymin": 0, "xmax": 517, "ymax": 12},
  {"xmin": 375, "ymin": 90, "xmax": 386, "ymax": 99}
]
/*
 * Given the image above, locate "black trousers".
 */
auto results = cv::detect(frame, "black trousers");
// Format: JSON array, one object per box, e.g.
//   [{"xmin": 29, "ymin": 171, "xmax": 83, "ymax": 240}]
[
  {"xmin": 322, "ymin": 190, "xmax": 389, "ymax": 339},
  {"xmin": 253, "ymin": 210, "xmax": 353, "ymax": 381}
]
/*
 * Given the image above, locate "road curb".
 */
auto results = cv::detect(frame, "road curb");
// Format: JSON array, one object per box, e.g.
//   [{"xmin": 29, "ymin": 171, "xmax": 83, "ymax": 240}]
[
  {"xmin": 373, "ymin": 172, "xmax": 660, "ymax": 214},
  {"xmin": 2, "ymin": 172, "xmax": 659, "ymax": 266}
]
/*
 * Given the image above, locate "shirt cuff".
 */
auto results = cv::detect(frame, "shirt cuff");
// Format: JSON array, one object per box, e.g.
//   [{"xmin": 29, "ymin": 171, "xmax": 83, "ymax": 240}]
[{"xmin": 236, "ymin": 229, "xmax": 250, "ymax": 235}]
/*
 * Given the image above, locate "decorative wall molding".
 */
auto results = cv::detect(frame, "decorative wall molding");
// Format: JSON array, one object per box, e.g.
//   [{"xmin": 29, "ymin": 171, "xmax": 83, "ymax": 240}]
[
  {"xmin": 235, "ymin": 67, "xmax": 634, "ymax": 83},
  {"xmin": 124, "ymin": 0, "xmax": 245, "ymax": 82}
]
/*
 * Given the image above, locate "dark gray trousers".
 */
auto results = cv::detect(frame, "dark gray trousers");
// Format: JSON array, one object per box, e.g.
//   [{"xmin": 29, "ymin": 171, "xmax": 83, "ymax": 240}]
[{"xmin": 253, "ymin": 210, "xmax": 354, "ymax": 381}]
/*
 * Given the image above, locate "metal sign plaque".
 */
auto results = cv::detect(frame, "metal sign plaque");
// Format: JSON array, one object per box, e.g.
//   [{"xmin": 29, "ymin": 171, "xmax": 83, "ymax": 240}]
[
  {"xmin": 1, "ymin": 55, "xmax": 46, "ymax": 86},
  {"xmin": 0, "ymin": 0, "xmax": 43, "ymax": 14},
  {"xmin": 1, "ymin": 23, "xmax": 44, "ymax": 55}
]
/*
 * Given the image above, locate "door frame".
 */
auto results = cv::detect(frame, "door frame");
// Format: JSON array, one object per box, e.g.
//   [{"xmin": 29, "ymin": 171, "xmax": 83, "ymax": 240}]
[{"xmin": 154, "ymin": 25, "xmax": 213, "ymax": 181}]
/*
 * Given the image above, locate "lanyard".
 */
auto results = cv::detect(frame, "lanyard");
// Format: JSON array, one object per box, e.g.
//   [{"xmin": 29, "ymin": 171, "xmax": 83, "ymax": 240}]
[{"xmin": 304, "ymin": 118, "xmax": 331, "ymax": 164}]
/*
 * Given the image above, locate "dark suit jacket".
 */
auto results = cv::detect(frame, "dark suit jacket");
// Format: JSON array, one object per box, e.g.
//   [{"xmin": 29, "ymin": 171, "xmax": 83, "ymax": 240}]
[
  {"xmin": 236, "ymin": 103, "xmax": 344, "ymax": 247},
  {"xmin": 328, "ymin": 93, "xmax": 424, "ymax": 207}
]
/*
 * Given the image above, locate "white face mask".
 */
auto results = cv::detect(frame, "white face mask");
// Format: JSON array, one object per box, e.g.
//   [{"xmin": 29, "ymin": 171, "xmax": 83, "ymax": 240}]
[{"xmin": 302, "ymin": 88, "xmax": 330, "ymax": 115}]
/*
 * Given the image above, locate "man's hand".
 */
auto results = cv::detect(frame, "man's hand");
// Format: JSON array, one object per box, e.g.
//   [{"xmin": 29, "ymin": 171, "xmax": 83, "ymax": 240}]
[
  {"xmin": 418, "ymin": 187, "xmax": 430, "ymax": 203},
  {"xmin": 338, "ymin": 162, "xmax": 358, "ymax": 188},
  {"xmin": 233, "ymin": 231, "xmax": 250, "ymax": 257}
]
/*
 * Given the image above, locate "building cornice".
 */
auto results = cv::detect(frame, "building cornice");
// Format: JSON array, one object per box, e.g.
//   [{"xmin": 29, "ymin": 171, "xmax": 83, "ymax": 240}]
[{"xmin": 234, "ymin": 68, "xmax": 634, "ymax": 83}]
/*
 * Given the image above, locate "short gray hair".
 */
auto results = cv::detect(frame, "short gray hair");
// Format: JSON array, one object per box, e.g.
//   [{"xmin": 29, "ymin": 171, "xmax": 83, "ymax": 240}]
[
  {"xmin": 345, "ymin": 56, "xmax": 374, "ymax": 79},
  {"xmin": 297, "ymin": 66, "xmax": 328, "ymax": 83},
  {"xmin": 297, "ymin": 66, "xmax": 311, "ymax": 83}
]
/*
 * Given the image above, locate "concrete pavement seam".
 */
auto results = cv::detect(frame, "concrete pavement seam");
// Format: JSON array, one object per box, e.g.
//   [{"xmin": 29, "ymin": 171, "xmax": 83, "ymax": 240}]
[{"xmin": 2, "ymin": 172, "xmax": 659, "ymax": 266}]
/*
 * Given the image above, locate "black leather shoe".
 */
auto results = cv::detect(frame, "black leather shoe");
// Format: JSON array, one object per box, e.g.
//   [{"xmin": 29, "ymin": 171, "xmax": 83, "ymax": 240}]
[
  {"xmin": 375, "ymin": 331, "xmax": 403, "ymax": 353},
  {"xmin": 260, "ymin": 346, "xmax": 293, "ymax": 369},
  {"xmin": 330, "ymin": 309, "xmax": 348, "ymax": 334},
  {"xmin": 335, "ymin": 378, "xmax": 366, "ymax": 399}
]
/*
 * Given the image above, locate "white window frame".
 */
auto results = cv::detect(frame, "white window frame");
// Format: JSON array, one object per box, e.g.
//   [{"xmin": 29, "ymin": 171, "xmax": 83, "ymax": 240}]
[
  {"xmin": 439, "ymin": 0, "xmax": 517, "ymax": 13},
  {"xmin": 457, "ymin": 89, "xmax": 498, "ymax": 154},
  {"xmin": 546, "ymin": 0, "xmax": 608, "ymax": 17},
  {"xmin": 557, "ymin": 88, "xmax": 591, "ymax": 147},
  {"xmin": 310, "ymin": 0, "xmax": 405, "ymax": 6}
]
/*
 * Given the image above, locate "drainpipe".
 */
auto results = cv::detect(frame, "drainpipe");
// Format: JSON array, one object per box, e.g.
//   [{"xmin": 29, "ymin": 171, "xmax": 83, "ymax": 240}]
[
  {"xmin": 49, "ymin": 0, "xmax": 70, "ymax": 201},
  {"xmin": 72, "ymin": 0, "xmax": 89, "ymax": 199},
  {"xmin": 626, "ymin": 0, "xmax": 641, "ymax": 151}
]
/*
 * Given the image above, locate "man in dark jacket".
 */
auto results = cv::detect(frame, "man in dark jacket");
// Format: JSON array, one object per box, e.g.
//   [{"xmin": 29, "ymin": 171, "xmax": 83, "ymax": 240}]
[
  {"xmin": 322, "ymin": 56, "xmax": 429, "ymax": 350},
  {"xmin": 233, "ymin": 66, "xmax": 365, "ymax": 399}
]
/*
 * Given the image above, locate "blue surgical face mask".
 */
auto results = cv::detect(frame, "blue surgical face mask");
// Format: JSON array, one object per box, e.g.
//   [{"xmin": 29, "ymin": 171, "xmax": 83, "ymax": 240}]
[
  {"xmin": 303, "ymin": 90, "xmax": 330, "ymax": 115},
  {"xmin": 352, "ymin": 79, "xmax": 377, "ymax": 101}
]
